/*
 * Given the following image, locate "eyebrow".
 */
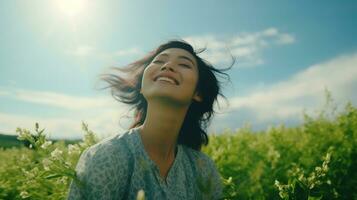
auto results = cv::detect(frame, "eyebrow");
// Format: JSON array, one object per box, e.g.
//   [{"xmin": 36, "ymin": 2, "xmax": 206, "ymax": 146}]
[{"xmin": 157, "ymin": 53, "xmax": 195, "ymax": 66}]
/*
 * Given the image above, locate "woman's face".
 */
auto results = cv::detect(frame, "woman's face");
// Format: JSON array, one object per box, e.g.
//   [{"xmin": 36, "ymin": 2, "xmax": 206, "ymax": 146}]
[{"xmin": 140, "ymin": 48, "xmax": 202, "ymax": 105}]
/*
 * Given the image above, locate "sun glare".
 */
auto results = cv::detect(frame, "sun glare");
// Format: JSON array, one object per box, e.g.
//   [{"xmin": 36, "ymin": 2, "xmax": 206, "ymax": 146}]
[{"xmin": 54, "ymin": 0, "xmax": 88, "ymax": 19}]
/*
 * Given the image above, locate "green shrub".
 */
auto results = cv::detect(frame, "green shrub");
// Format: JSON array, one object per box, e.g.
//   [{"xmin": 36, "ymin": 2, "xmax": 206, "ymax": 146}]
[{"xmin": 0, "ymin": 91, "xmax": 356, "ymax": 199}]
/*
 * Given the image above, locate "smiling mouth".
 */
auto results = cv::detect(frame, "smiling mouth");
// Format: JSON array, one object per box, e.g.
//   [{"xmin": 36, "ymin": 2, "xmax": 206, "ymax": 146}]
[
  {"xmin": 154, "ymin": 76, "xmax": 179, "ymax": 85},
  {"xmin": 156, "ymin": 79, "xmax": 177, "ymax": 85}
]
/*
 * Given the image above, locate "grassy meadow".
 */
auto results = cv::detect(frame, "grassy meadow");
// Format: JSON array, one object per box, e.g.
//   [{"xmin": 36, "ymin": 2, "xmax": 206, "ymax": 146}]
[{"xmin": 0, "ymin": 93, "xmax": 356, "ymax": 200}]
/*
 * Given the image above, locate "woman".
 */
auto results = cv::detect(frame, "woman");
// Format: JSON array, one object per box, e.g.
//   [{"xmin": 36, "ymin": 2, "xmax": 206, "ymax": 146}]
[{"xmin": 67, "ymin": 39, "xmax": 233, "ymax": 200}]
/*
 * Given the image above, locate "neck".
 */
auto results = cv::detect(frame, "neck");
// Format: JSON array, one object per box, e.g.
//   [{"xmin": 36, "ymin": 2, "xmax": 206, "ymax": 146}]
[{"xmin": 138, "ymin": 99, "xmax": 189, "ymax": 161}]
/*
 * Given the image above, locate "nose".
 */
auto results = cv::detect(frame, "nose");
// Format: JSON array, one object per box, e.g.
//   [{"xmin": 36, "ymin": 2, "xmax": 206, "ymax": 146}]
[{"xmin": 160, "ymin": 61, "xmax": 175, "ymax": 72}]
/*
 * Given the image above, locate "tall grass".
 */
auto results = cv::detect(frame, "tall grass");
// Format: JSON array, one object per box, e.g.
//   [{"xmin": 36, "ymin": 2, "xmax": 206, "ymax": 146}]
[{"xmin": 0, "ymin": 91, "xmax": 356, "ymax": 199}]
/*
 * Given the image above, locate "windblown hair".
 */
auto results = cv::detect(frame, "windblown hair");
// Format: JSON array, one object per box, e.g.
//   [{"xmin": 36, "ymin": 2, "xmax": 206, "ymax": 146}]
[{"xmin": 100, "ymin": 39, "xmax": 234, "ymax": 151}]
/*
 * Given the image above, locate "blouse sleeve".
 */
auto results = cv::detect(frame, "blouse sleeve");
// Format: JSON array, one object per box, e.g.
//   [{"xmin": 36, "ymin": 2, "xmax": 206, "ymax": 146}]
[
  {"xmin": 198, "ymin": 154, "xmax": 224, "ymax": 200},
  {"xmin": 209, "ymin": 159, "xmax": 224, "ymax": 200},
  {"xmin": 67, "ymin": 142, "xmax": 131, "ymax": 200}
]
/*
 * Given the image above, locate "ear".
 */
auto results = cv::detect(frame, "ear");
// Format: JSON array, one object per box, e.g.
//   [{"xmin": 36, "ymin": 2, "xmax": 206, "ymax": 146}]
[{"xmin": 193, "ymin": 91, "xmax": 203, "ymax": 102}]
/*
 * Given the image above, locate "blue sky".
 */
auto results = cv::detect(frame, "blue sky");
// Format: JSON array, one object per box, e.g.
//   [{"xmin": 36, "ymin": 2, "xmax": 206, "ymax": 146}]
[{"xmin": 0, "ymin": 0, "xmax": 356, "ymax": 139}]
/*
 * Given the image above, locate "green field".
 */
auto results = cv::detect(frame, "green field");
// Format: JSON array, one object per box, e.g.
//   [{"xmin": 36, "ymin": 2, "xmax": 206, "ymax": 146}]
[{"xmin": 0, "ymin": 93, "xmax": 356, "ymax": 200}]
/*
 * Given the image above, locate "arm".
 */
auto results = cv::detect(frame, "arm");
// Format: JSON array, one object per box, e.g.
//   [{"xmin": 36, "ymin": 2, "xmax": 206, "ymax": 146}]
[{"xmin": 67, "ymin": 143, "xmax": 131, "ymax": 200}]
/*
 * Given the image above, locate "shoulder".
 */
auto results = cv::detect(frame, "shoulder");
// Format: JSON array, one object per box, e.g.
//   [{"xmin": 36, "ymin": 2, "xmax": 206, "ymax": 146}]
[
  {"xmin": 68, "ymin": 129, "xmax": 136, "ymax": 199},
  {"xmin": 85, "ymin": 129, "xmax": 133, "ymax": 157},
  {"xmin": 76, "ymin": 129, "xmax": 135, "ymax": 175}
]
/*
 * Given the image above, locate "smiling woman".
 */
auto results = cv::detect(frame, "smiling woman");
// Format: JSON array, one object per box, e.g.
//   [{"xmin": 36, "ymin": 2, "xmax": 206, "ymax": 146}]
[{"xmin": 66, "ymin": 39, "xmax": 235, "ymax": 200}]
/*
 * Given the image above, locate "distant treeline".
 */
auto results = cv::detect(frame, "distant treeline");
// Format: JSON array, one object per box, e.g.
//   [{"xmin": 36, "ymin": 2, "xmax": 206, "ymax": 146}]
[
  {"xmin": 0, "ymin": 134, "xmax": 23, "ymax": 148},
  {"xmin": 0, "ymin": 133, "xmax": 80, "ymax": 149}
]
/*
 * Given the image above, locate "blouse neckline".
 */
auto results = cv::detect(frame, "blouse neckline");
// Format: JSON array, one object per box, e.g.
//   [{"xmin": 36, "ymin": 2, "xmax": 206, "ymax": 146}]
[{"xmin": 131, "ymin": 127, "xmax": 182, "ymax": 185}]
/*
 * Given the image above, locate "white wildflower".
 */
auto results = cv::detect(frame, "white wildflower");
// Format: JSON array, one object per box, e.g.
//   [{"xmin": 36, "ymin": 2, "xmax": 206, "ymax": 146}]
[
  {"xmin": 51, "ymin": 148, "xmax": 63, "ymax": 160},
  {"xmin": 136, "ymin": 189, "xmax": 145, "ymax": 200},
  {"xmin": 17, "ymin": 129, "xmax": 31, "ymax": 140},
  {"xmin": 298, "ymin": 174, "xmax": 305, "ymax": 182},
  {"xmin": 315, "ymin": 166, "xmax": 322, "ymax": 173},
  {"xmin": 65, "ymin": 161, "xmax": 72, "ymax": 167},
  {"xmin": 310, "ymin": 183, "xmax": 315, "ymax": 189},
  {"xmin": 41, "ymin": 141, "xmax": 52, "ymax": 149},
  {"xmin": 42, "ymin": 158, "xmax": 52, "ymax": 171},
  {"xmin": 32, "ymin": 167, "xmax": 39, "ymax": 173},
  {"xmin": 68, "ymin": 144, "xmax": 80, "ymax": 155},
  {"xmin": 274, "ymin": 180, "xmax": 279, "ymax": 186},
  {"xmin": 57, "ymin": 176, "xmax": 68, "ymax": 184},
  {"xmin": 20, "ymin": 191, "xmax": 30, "ymax": 199},
  {"xmin": 20, "ymin": 154, "xmax": 30, "ymax": 162},
  {"xmin": 274, "ymin": 180, "xmax": 282, "ymax": 190},
  {"xmin": 24, "ymin": 170, "xmax": 35, "ymax": 179}
]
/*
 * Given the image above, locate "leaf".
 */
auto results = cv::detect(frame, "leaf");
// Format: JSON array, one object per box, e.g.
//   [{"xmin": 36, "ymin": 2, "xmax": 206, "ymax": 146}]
[
  {"xmin": 309, "ymin": 187, "xmax": 322, "ymax": 197},
  {"xmin": 308, "ymin": 196, "xmax": 323, "ymax": 200},
  {"xmin": 44, "ymin": 174, "xmax": 63, "ymax": 179},
  {"xmin": 294, "ymin": 180, "xmax": 309, "ymax": 200}
]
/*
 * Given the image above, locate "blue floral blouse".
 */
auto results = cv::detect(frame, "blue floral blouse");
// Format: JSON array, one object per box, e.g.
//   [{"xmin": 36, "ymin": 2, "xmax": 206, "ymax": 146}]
[{"xmin": 67, "ymin": 127, "xmax": 223, "ymax": 200}]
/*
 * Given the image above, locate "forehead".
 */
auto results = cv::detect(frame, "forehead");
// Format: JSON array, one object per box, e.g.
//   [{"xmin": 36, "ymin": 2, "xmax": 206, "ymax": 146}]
[{"xmin": 156, "ymin": 48, "xmax": 197, "ymax": 65}]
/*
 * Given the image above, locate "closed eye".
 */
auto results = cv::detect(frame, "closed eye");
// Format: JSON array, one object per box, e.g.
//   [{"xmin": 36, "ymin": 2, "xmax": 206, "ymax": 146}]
[
  {"xmin": 179, "ymin": 64, "xmax": 191, "ymax": 68},
  {"xmin": 153, "ymin": 60, "xmax": 164, "ymax": 64},
  {"xmin": 153, "ymin": 60, "xmax": 191, "ymax": 68}
]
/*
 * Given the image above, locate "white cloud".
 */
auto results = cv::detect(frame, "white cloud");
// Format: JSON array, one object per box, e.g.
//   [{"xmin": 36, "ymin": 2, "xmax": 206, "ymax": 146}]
[
  {"xmin": 0, "ymin": 108, "xmax": 133, "ymax": 140},
  {"xmin": 114, "ymin": 47, "xmax": 143, "ymax": 57},
  {"xmin": 261, "ymin": 27, "xmax": 279, "ymax": 37},
  {"xmin": 0, "ymin": 88, "xmax": 134, "ymax": 139},
  {"xmin": 184, "ymin": 27, "xmax": 295, "ymax": 67},
  {"xmin": 0, "ymin": 90, "xmax": 10, "ymax": 96},
  {"xmin": 65, "ymin": 28, "xmax": 293, "ymax": 68},
  {"xmin": 277, "ymin": 33, "xmax": 296, "ymax": 44},
  {"xmin": 209, "ymin": 52, "xmax": 357, "ymax": 133},
  {"xmin": 67, "ymin": 45, "xmax": 95, "ymax": 57},
  {"xmin": 1, "ymin": 89, "xmax": 115, "ymax": 110},
  {"xmin": 66, "ymin": 45, "xmax": 144, "ymax": 67}
]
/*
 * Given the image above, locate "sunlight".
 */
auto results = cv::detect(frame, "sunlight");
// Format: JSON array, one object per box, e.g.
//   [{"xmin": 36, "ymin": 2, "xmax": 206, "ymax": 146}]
[{"xmin": 54, "ymin": 0, "xmax": 88, "ymax": 19}]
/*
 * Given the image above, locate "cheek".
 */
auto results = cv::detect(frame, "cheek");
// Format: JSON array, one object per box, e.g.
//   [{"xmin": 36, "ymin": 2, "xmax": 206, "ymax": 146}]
[
  {"xmin": 185, "ymin": 71, "xmax": 199, "ymax": 87},
  {"xmin": 142, "ymin": 66, "xmax": 154, "ymax": 83}
]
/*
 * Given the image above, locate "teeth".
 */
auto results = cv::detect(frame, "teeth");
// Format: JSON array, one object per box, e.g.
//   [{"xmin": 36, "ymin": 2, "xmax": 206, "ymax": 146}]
[{"xmin": 156, "ymin": 77, "xmax": 176, "ymax": 84}]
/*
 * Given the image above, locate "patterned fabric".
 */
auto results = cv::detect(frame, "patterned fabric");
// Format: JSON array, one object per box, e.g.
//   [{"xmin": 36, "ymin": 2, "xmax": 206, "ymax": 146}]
[{"xmin": 67, "ymin": 127, "xmax": 223, "ymax": 200}]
